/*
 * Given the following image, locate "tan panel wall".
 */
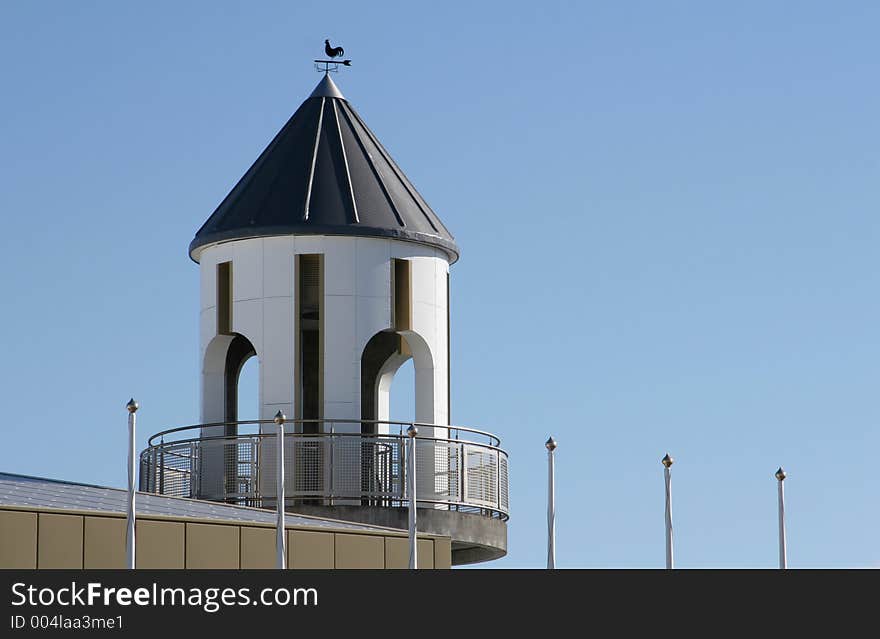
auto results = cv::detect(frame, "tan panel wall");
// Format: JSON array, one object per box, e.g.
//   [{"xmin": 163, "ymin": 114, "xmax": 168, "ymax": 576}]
[
  {"xmin": 289, "ymin": 530, "xmax": 334, "ymax": 569},
  {"xmin": 137, "ymin": 520, "xmax": 185, "ymax": 569},
  {"xmin": 384, "ymin": 537, "xmax": 435, "ymax": 569},
  {"xmin": 241, "ymin": 526, "xmax": 276, "ymax": 569},
  {"xmin": 1, "ymin": 506, "xmax": 452, "ymax": 570},
  {"xmin": 186, "ymin": 523, "xmax": 240, "ymax": 569},
  {"xmin": 433, "ymin": 537, "xmax": 452, "ymax": 569},
  {"xmin": 384, "ymin": 537, "xmax": 408, "ymax": 569},
  {"xmin": 335, "ymin": 533, "xmax": 384, "ymax": 569},
  {"xmin": 0, "ymin": 510, "xmax": 37, "ymax": 568},
  {"xmin": 83, "ymin": 517, "xmax": 126, "ymax": 568},
  {"xmin": 38, "ymin": 513, "xmax": 83, "ymax": 568},
  {"xmin": 417, "ymin": 539, "xmax": 434, "ymax": 569}
]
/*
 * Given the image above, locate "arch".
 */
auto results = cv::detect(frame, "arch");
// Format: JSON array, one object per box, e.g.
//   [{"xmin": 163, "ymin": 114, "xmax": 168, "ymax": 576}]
[
  {"xmin": 202, "ymin": 334, "xmax": 235, "ymax": 424},
  {"xmin": 200, "ymin": 332, "xmax": 258, "ymax": 502},
  {"xmin": 361, "ymin": 331, "xmax": 410, "ymax": 432},
  {"xmin": 380, "ymin": 352, "xmax": 414, "ymax": 423},
  {"xmin": 235, "ymin": 354, "xmax": 260, "ymax": 422},
  {"xmin": 360, "ymin": 328, "xmax": 436, "ymax": 427},
  {"xmin": 397, "ymin": 330, "xmax": 435, "ymax": 425},
  {"xmin": 202, "ymin": 333, "xmax": 257, "ymax": 425},
  {"xmin": 396, "ymin": 330, "xmax": 446, "ymax": 509},
  {"xmin": 224, "ymin": 334, "xmax": 257, "ymax": 425}
]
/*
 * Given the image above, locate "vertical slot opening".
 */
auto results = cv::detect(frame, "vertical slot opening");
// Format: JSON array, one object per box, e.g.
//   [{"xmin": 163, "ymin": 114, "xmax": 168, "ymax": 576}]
[
  {"xmin": 392, "ymin": 258, "xmax": 411, "ymax": 331},
  {"xmin": 296, "ymin": 254, "xmax": 323, "ymax": 433},
  {"xmin": 217, "ymin": 261, "xmax": 232, "ymax": 335}
]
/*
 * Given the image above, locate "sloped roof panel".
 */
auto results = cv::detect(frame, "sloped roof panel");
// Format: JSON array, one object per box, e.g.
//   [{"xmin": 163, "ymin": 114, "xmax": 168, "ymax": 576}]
[{"xmin": 190, "ymin": 74, "xmax": 458, "ymax": 262}]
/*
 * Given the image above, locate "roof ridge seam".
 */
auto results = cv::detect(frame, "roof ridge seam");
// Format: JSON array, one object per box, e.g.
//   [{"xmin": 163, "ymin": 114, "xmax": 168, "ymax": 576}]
[
  {"xmin": 338, "ymin": 101, "xmax": 407, "ymax": 229},
  {"xmin": 346, "ymin": 105, "xmax": 441, "ymax": 235},
  {"xmin": 332, "ymin": 100, "xmax": 359, "ymax": 224},
  {"xmin": 303, "ymin": 97, "xmax": 326, "ymax": 220}
]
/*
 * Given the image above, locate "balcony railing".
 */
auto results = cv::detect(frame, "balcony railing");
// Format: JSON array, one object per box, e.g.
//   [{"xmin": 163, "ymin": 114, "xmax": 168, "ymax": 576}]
[{"xmin": 139, "ymin": 420, "xmax": 509, "ymax": 521}]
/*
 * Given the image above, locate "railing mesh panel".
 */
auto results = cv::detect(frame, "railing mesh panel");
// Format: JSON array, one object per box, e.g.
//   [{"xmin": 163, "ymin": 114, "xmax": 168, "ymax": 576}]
[
  {"xmin": 414, "ymin": 440, "xmax": 460, "ymax": 503},
  {"xmin": 361, "ymin": 437, "xmax": 402, "ymax": 498},
  {"xmin": 464, "ymin": 445, "xmax": 498, "ymax": 508},
  {"xmin": 499, "ymin": 454, "xmax": 509, "ymax": 512},
  {"xmin": 291, "ymin": 437, "xmax": 325, "ymax": 496}
]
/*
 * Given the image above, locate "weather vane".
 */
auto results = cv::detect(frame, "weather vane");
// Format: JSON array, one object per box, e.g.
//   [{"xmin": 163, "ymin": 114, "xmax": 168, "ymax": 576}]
[{"xmin": 314, "ymin": 39, "xmax": 351, "ymax": 73}]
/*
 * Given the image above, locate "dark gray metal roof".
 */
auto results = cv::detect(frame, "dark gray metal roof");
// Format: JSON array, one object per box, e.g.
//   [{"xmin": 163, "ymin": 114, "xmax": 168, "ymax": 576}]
[
  {"xmin": 0, "ymin": 472, "xmax": 389, "ymax": 532},
  {"xmin": 190, "ymin": 74, "xmax": 458, "ymax": 262}
]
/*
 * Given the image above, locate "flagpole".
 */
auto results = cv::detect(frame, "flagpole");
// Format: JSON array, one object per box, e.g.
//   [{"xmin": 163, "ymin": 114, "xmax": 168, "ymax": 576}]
[
  {"xmin": 274, "ymin": 411, "xmax": 286, "ymax": 569},
  {"xmin": 407, "ymin": 425, "xmax": 418, "ymax": 569},
  {"xmin": 775, "ymin": 467, "xmax": 787, "ymax": 570},
  {"xmin": 125, "ymin": 398, "xmax": 138, "ymax": 570},
  {"xmin": 546, "ymin": 436, "xmax": 557, "ymax": 569},
  {"xmin": 662, "ymin": 453, "xmax": 674, "ymax": 570}
]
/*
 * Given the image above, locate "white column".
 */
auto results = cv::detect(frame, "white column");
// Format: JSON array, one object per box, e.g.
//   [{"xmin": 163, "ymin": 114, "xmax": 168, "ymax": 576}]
[
  {"xmin": 546, "ymin": 437, "xmax": 557, "ymax": 570},
  {"xmin": 662, "ymin": 453, "xmax": 674, "ymax": 570},
  {"xmin": 275, "ymin": 411, "xmax": 287, "ymax": 569},
  {"xmin": 125, "ymin": 399, "xmax": 138, "ymax": 570},
  {"xmin": 775, "ymin": 467, "xmax": 787, "ymax": 569}
]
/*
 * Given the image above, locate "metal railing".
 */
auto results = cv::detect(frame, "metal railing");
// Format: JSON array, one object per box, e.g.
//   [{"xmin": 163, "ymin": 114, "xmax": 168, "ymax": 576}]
[{"xmin": 139, "ymin": 420, "xmax": 509, "ymax": 520}]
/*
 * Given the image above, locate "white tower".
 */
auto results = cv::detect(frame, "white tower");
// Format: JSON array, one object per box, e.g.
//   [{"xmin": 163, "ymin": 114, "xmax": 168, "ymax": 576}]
[
  {"xmin": 142, "ymin": 73, "xmax": 508, "ymax": 564},
  {"xmin": 194, "ymin": 74, "xmax": 453, "ymax": 432}
]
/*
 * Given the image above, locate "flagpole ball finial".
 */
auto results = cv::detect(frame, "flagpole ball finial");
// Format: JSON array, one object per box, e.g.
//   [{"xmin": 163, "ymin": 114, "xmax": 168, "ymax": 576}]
[
  {"xmin": 545, "ymin": 436, "xmax": 557, "ymax": 451},
  {"xmin": 407, "ymin": 425, "xmax": 418, "ymax": 438},
  {"xmin": 273, "ymin": 411, "xmax": 286, "ymax": 425},
  {"xmin": 126, "ymin": 398, "xmax": 139, "ymax": 413},
  {"xmin": 775, "ymin": 467, "xmax": 786, "ymax": 481},
  {"xmin": 661, "ymin": 453, "xmax": 674, "ymax": 468}
]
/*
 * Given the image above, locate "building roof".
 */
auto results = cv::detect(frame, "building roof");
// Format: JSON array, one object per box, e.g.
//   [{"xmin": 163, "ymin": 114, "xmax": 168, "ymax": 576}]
[
  {"xmin": 0, "ymin": 472, "xmax": 390, "ymax": 532},
  {"xmin": 189, "ymin": 74, "xmax": 459, "ymax": 263}
]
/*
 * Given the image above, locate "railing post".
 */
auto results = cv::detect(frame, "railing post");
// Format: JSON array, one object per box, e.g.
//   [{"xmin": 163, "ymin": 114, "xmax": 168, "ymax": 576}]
[
  {"xmin": 125, "ymin": 399, "xmax": 139, "ymax": 570},
  {"xmin": 159, "ymin": 443, "xmax": 164, "ymax": 494},
  {"xmin": 776, "ymin": 467, "xmax": 787, "ymax": 570},
  {"xmin": 406, "ymin": 425, "xmax": 418, "ymax": 569},
  {"xmin": 546, "ymin": 437, "xmax": 557, "ymax": 570},
  {"xmin": 662, "ymin": 453, "xmax": 674, "ymax": 570},
  {"xmin": 329, "ymin": 422, "xmax": 334, "ymax": 506},
  {"xmin": 274, "ymin": 411, "xmax": 287, "ymax": 570},
  {"xmin": 191, "ymin": 441, "xmax": 198, "ymax": 498},
  {"xmin": 254, "ymin": 437, "xmax": 261, "ymax": 505}
]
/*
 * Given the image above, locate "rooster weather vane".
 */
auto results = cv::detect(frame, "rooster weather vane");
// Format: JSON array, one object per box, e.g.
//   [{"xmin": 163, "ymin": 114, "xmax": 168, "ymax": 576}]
[{"xmin": 314, "ymin": 39, "xmax": 351, "ymax": 73}]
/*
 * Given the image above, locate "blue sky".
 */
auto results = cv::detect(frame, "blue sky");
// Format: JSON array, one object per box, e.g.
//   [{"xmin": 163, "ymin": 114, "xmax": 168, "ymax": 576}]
[{"xmin": 1, "ymin": 1, "xmax": 877, "ymax": 568}]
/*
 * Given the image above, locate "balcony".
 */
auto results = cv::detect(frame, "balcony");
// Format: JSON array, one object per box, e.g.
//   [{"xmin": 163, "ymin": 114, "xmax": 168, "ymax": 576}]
[{"xmin": 139, "ymin": 420, "xmax": 509, "ymax": 564}]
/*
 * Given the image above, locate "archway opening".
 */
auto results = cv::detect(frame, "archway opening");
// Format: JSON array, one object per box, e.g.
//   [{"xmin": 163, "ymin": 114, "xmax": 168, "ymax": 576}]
[
  {"xmin": 221, "ymin": 333, "xmax": 256, "ymax": 502},
  {"xmin": 389, "ymin": 358, "xmax": 415, "ymax": 424},
  {"xmin": 223, "ymin": 333, "xmax": 257, "ymax": 426},
  {"xmin": 361, "ymin": 331, "xmax": 410, "ymax": 432},
  {"xmin": 236, "ymin": 355, "xmax": 259, "ymax": 422}
]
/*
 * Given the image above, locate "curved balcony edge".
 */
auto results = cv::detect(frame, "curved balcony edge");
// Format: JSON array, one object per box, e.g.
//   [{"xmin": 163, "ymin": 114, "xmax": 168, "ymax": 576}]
[{"xmin": 138, "ymin": 419, "xmax": 510, "ymax": 564}]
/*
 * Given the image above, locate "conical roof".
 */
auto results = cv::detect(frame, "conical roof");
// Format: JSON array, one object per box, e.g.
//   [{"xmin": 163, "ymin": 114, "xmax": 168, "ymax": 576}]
[{"xmin": 190, "ymin": 74, "xmax": 458, "ymax": 262}]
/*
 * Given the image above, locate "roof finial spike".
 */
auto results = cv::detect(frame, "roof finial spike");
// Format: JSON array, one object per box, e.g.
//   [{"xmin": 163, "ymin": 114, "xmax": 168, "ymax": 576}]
[{"xmin": 309, "ymin": 72, "xmax": 346, "ymax": 100}]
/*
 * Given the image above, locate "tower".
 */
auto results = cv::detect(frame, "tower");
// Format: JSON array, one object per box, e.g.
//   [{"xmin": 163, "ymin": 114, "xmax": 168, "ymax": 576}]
[{"xmin": 141, "ymin": 73, "xmax": 508, "ymax": 564}]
